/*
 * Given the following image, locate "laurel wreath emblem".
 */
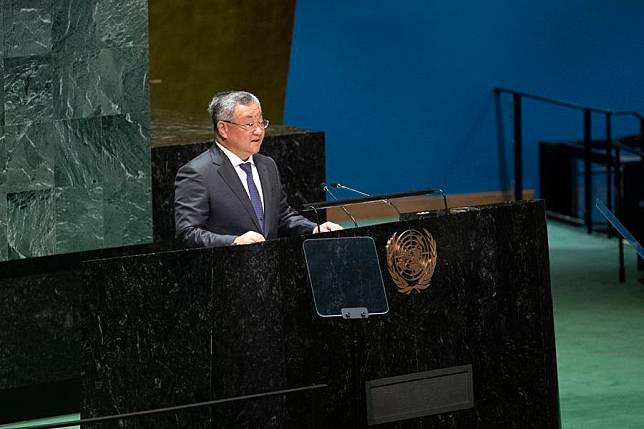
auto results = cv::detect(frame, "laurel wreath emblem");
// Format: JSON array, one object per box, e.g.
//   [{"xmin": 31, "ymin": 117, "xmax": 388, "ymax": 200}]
[{"xmin": 386, "ymin": 229, "xmax": 437, "ymax": 294}]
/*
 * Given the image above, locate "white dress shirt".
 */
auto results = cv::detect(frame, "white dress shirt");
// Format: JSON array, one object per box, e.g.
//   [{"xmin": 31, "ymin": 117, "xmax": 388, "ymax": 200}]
[{"xmin": 215, "ymin": 142, "xmax": 265, "ymax": 210}]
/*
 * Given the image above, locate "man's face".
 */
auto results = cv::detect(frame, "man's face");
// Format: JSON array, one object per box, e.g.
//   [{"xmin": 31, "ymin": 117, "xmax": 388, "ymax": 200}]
[{"xmin": 217, "ymin": 102, "xmax": 265, "ymax": 160}]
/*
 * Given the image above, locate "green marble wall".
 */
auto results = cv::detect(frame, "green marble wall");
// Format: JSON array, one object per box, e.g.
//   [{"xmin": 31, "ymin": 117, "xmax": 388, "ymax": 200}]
[{"xmin": 0, "ymin": 0, "xmax": 151, "ymax": 260}]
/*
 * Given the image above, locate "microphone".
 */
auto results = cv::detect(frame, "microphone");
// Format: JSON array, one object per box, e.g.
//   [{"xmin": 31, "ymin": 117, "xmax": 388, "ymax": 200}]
[
  {"xmin": 330, "ymin": 182, "xmax": 402, "ymax": 218},
  {"xmin": 330, "ymin": 182, "xmax": 370, "ymax": 197},
  {"xmin": 435, "ymin": 189, "xmax": 449, "ymax": 214},
  {"xmin": 321, "ymin": 183, "xmax": 359, "ymax": 228}
]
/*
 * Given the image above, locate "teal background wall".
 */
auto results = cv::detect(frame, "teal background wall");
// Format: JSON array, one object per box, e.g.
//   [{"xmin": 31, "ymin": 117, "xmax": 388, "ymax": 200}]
[
  {"xmin": 284, "ymin": 0, "xmax": 644, "ymax": 197},
  {"xmin": 0, "ymin": 0, "xmax": 151, "ymax": 261}
]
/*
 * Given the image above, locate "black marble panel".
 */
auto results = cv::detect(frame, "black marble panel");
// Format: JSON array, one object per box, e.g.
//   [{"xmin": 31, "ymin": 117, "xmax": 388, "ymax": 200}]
[
  {"xmin": 210, "ymin": 242, "xmax": 289, "ymax": 428},
  {"xmin": 0, "ymin": 241, "xmax": 170, "ymax": 422},
  {"xmin": 0, "ymin": 238, "xmax": 170, "ymax": 423},
  {"xmin": 81, "ymin": 247, "xmax": 214, "ymax": 428},
  {"xmin": 151, "ymin": 129, "xmax": 325, "ymax": 244},
  {"xmin": 0, "ymin": 247, "xmax": 115, "ymax": 423},
  {"xmin": 0, "ymin": 240, "xmax": 165, "ymax": 281},
  {"xmin": 80, "ymin": 201, "xmax": 559, "ymax": 428},
  {"xmin": 353, "ymin": 203, "xmax": 558, "ymax": 428},
  {"xmin": 278, "ymin": 234, "xmax": 357, "ymax": 425},
  {"xmin": 0, "ymin": 269, "xmax": 80, "ymax": 390}
]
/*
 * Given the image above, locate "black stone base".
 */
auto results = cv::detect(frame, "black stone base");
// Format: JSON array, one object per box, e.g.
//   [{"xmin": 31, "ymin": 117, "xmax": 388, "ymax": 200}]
[{"xmin": 80, "ymin": 200, "xmax": 559, "ymax": 428}]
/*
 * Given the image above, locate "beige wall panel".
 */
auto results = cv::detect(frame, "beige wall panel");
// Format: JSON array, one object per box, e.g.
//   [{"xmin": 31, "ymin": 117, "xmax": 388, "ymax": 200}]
[{"xmin": 149, "ymin": 0, "xmax": 296, "ymax": 126}]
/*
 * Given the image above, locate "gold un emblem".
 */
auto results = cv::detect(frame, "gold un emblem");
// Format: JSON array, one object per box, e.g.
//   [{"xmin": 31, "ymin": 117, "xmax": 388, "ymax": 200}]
[{"xmin": 386, "ymin": 229, "xmax": 437, "ymax": 294}]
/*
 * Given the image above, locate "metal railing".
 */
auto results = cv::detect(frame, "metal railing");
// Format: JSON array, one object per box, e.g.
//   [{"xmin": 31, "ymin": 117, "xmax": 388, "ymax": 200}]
[{"xmin": 494, "ymin": 88, "xmax": 644, "ymax": 282}]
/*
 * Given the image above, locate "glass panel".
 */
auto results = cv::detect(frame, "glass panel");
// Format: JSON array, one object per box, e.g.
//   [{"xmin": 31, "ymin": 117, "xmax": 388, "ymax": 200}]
[{"xmin": 303, "ymin": 237, "xmax": 388, "ymax": 317}]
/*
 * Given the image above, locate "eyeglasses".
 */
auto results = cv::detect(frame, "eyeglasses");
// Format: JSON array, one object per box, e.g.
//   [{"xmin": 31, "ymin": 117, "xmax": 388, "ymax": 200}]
[{"xmin": 221, "ymin": 119, "xmax": 270, "ymax": 131}]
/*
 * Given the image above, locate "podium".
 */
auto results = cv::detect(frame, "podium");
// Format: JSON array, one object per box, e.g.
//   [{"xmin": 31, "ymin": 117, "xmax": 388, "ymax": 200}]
[{"xmin": 80, "ymin": 200, "xmax": 559, "ymax": 428}]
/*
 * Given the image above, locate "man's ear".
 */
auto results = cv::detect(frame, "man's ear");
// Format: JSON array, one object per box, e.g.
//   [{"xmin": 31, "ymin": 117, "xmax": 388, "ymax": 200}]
[{"xmin": 217, "ymin": 121, "xmax": 228, "ymax": 139}]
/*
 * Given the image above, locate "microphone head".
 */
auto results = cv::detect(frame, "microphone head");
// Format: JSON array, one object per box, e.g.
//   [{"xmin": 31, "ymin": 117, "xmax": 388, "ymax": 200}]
[
  {"xmin": 320, "ymin": 182, "xmax": 328, "ymax": 190},
  {"xmin": 329, "ymin": 182, "xmax": 341, "ymax": 188}
]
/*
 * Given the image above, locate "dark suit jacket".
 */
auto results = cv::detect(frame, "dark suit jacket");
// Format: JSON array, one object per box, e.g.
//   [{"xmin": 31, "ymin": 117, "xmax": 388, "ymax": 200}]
[{"xmin": 174, "ymin": 144, "xmax": 316, "ymax": 247}]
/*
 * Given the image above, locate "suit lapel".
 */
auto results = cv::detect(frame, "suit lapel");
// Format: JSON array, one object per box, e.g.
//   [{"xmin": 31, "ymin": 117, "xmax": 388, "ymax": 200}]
[
  {"xmin": 209, "ymin": 145, "xmax": 263, "ymax": 232},
  {"xmin": 255, "ymin": 157, "xmax": 274, "ymax": 236}
]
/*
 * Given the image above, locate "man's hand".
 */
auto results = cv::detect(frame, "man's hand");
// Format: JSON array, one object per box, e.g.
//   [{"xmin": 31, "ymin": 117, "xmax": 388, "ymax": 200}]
[
  {"xmin": 313, "ymin": 221, "xmax": 344, "ymax": 234},
  {"xmin": 233, "ymin": 231, "xmax": 266, "ymax": 245}
]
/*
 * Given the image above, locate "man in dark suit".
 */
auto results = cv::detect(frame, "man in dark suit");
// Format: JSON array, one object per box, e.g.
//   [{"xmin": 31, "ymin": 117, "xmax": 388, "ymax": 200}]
[{"xmin": 174, "ymin": 91, "xmax": 341, "ymax": 247}]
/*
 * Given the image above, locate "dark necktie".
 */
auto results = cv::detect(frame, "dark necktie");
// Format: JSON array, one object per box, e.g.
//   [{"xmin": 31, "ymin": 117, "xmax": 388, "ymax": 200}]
[{"xmin": 239, "ymin": 162, "xmax": 265, "ymax": 233}]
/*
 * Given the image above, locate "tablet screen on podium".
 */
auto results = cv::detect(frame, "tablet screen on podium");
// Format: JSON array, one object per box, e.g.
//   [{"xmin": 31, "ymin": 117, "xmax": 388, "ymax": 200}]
[{"xmin": 303, "ymin": 237, "xmax": 389, "ymax": 317}]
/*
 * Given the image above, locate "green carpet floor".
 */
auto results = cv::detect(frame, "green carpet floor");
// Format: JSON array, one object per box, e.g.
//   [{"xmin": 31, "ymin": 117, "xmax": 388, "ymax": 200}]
[
  {"xmin": 2, "ymin": 220, "xmax": 643, "ymax": 428},
  {"xmin": 549, "ymin": 221, "xmax": 644, "ymax": 428}
]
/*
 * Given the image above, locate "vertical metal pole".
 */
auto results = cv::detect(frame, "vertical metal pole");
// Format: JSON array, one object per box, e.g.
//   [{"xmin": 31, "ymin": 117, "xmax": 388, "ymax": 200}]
[
  {"xmin": 584, "ymin": 109, "xmax": 592, "ymax": 234},
  {"xmin": 513, "ymin": 94, "xmax": 523, "ymax": 200},
  {"xmin": 615, "ymin": 136, "xmax": 625, "ymax": 282},
  {"xmin": 605, "ymin": 113, "xmax": 612, "ymax": 238},
  {"xmin": 641, "ymin": 119, "xmax": 644, "ymax": 155},
  {"xmin": 639, "ymin": 119, "xmax": 644, "ymax": 271}
]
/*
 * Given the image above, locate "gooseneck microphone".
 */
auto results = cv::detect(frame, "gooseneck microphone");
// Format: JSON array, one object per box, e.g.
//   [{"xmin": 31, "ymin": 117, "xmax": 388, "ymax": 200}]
[
  {"xmin": 321, "ymin": 183, "xmax": 359, "ymax": 228},
  {"xmin": 329, "ymin": 182, "xmax": 370, "ymax": 197},
  {"xmin": 330, "ymin": 182, "xmax": 402, "ymax": 218}
]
